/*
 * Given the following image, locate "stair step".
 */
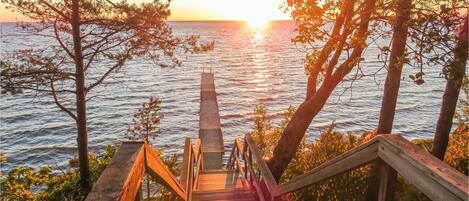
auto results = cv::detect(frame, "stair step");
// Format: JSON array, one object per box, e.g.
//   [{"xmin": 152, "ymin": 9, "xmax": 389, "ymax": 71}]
[
  {"xmin": 193, "ymin": 188, "xmax": 256, "ymax": 201},
  {"xmin": 200, "ymin": 169, "xmax": 232, "ymax": 174},
  {"xmin": 197, "ymin": 169, "xmax": 247, "ymax": 190}
]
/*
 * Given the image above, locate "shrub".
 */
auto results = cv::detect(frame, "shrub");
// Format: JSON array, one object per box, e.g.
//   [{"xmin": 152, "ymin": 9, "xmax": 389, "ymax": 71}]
[
  {"xmin": 0, "ymin": 145, "xmax": 118, "ymax": 201},
  {"xmin": 0, "ymin": 144, "xmax": 178, "ymax": 201}
]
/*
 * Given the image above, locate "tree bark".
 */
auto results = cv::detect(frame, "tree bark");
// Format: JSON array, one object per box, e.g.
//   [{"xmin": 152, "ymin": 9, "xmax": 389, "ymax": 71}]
[
  {"xmin": 366, "ymin": 0, "xmax": 412, "ymax": 200},
  {"xmin": 267, "ymin": 0, "xmax": 378, "ymax": 182},
  {"xmin": 71, "ymin": 0, "xmax": 91, "ymax": 190},
  {"xmin": 431, "ymin": 15, "xmax": 468, "ymax": 160},
  {"xmin": 305, "ymin": 73, "xmax": 318, "ymax": 100}
]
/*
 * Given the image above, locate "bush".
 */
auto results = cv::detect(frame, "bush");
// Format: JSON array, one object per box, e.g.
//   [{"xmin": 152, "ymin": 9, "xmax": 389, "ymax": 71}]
[
  {"xmin": 250, "ymin": 105, "xmax": 468, "ymax": 201},
  {"xmin": 0, "ymin": 145, "xmax": 118, "ymax": 201},
  {"xmin": 0, "ymin": 144, "xmax": 180, "ymax": 201},
  {"xmin": 444, "ymin": 122, "xmax": 468, "ymax": 175}
]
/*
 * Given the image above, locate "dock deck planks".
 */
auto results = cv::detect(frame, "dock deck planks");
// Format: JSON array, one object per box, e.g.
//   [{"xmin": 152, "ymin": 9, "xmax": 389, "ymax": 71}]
[
  {"xmin": 193, "ymin": 72, "xmax": 257, "ymax": 200},
  {"xmin": 199, "ymin": 72, "xmax": 224, "ymax": 169}
]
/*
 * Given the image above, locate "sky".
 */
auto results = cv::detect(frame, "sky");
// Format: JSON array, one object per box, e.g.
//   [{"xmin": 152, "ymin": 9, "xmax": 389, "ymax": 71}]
[{"xmin": 0, "ymin": 0, "xmax": 290, "ymax": 22}]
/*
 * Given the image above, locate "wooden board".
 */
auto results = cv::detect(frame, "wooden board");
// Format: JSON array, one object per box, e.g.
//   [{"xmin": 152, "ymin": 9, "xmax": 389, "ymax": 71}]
[
  {"xmin": 85, "ymin": 142, "xmax": 145, "ymax": 201},
  {"xmin": 275, "ymin": 136, "xmax": 380, "ymax": 196},
  {"xmin": 196, "ymin": 170, "xmax": 247, "ymax": 190},
  {"xmin": 192, "ymin": 188, "xmax": 255, "ymax": 201},
  {"xmin": 199, "ymin": 72, "xmax": 224, "ymax": 169},
  {"xmin": 378, "ymin": 135, "xmax": 468, "ymax": 201},
  {"xmin": 145, "ymin": 144, "xmax": 186, "ymax": 200},
  {"xmin": 194, "ymin": 170, "xmax": 255, "ymax": 201}
]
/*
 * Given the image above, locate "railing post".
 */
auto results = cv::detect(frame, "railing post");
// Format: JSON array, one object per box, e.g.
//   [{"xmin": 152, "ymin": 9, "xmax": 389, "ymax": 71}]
[
  {"xmin": 376, "ymin": 159, "xmax": 397, "ymax": 201},
  {"xmin": 180, "ymin": 138, "xmax": 192, "ymax": 200},
  {"xmin": 243, "ymin": 144, "xmax": 248, "ymax": 180},
  {"xmin": 248, "ymin": 148, "xmax": 253, "ymax": 187},
  {"xmin": 187, "ymin": 150, "xmax": 194, "ymax": 201}
]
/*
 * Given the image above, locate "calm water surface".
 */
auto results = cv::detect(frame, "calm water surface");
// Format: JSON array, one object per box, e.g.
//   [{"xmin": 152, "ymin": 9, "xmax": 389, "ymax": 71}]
[{"xmin": 0, "ymin": 21, "xmax": 456, "ymax": 171}]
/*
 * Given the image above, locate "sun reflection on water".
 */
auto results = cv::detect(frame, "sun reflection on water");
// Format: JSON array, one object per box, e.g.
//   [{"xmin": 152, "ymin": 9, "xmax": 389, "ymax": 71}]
[{"xmin": 245, "ymin": 22, "xmax": 274, "ymax": 95}]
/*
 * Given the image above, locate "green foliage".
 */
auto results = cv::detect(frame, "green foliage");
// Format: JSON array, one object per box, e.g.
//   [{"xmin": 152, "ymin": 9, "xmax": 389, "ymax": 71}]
[
  {"xmin": 0, "ymin": 145, "xmax": 118, "ymax": 201},
  {"xmin": 444, "ymin": 122, "xmax": 468, "ymax": 175},
  {"xmin": 406, "ymin": 0, "xmax": 466, "ymax": 85},
  {"xmin": 249, "ymin": 105, "xmax": 295, "ymax": 156},
  {"xmin": 250, "ymin": 105, "xmax": 468, "ymax": 200},
  {"xmin": 0, "ymin": 166, "xmax": 52, "ymax": 200},
  {"xmin": 455, "ymin": 77, "xmax": 469, "ymax": 123},
  {"xmin": 409, "ymin": 72, "xmax": 426, "ymax": 85},
  {"xmin": 284, "ymin": 128, "xmax": 376, "ymax": 201},
  {"xmin": 0, "ymin": 144, "xmax": 180, "ymax": 201}
]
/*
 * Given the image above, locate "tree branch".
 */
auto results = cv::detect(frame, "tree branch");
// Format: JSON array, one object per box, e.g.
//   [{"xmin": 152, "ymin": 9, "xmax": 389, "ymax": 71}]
[
  {"xmin": 54, "ymin": 19, "xmax": 75, "ymax": 59},
  {"xmin": 85, "ymin": 49, "xmax": 133, "ymax": 93},
  {"xmin": 37, "ymin": 0, "xmax": 70, "ymax": 21},
  {"xmin": 50, "ymin": 80, "xmax": 77, "ymax": 120}
]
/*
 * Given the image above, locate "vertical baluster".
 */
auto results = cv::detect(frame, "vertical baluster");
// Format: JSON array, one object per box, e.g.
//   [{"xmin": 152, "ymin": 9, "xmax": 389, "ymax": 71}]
[
  {"xmin": 235, "ymin": 146, "xmax": 240, "ymax": 172},
  {"xmin": 248, "ymin": 147, "xmax": 253, "ymax": 187},
  {"xmin": 187, "ymin": 150, "xmax": 194, "ymax": 201},
  {"xmin": 377, "ymin": 159, "xmax": 397, "ymax": 201},
  {"xmin": 244, "ymin": 140, "xmax": 249, "ymax": 176}
]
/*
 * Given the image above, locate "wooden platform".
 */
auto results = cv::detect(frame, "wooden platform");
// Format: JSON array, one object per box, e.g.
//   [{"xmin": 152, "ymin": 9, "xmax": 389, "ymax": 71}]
[
  {"xmin": 193, "ymin": 170, "xmax": 255, "ymax": 201},
  {"xmin": 199, "ymin": 72, "xmax": 224, "ymax": 169}
]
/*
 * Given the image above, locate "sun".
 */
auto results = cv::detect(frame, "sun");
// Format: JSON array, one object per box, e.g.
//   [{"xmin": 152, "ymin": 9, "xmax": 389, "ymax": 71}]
[
  {"xmin": 247, "ymin": 18, "xmax": 269, "ymax": 28},
  {"xmin": 245, "ymin": 16, "xmax": 270, "ymax": 28}
]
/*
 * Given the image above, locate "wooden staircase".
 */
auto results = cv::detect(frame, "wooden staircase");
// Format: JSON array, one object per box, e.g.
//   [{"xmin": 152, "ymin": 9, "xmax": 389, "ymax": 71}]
[
  {"xmin": 192, "ymin": 170, "xmax": 256, "ymax": 201},
  {"xmin": 85, "ymin": 71, "xmax": 468, "ymax": 201}
]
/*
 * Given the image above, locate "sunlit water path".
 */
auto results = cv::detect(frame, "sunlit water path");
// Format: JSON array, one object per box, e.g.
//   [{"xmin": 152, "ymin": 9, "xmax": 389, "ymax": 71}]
[{"xmin": 0, "ymin": 21, "xmax": 455, "ymax": 171}]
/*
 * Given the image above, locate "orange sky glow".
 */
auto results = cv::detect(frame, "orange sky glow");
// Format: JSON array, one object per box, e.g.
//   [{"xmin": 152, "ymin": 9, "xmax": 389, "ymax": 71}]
[{"xmin": 0, "ymin": 0, "xmax": 290, "ymax": 22}]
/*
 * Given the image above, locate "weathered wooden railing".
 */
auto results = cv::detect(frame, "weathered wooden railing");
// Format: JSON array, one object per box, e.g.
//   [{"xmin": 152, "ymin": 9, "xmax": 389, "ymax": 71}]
[
  {"xmin": 86, "ymin": 138, "xmax": 202, "ymax": 201},
  {"xmin": 227, "ymin": 134, "xmax": 469, "ymax": 201}
]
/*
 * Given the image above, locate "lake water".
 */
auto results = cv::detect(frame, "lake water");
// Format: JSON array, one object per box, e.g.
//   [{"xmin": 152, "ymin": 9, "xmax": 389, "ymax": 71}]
[{"xmin": 0, "ymin": 21, "xmax": 457, "ymax": 172}]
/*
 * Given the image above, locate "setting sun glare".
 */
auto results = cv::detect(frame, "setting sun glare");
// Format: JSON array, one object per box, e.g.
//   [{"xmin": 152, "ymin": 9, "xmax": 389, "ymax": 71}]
[
  {"xmin": 0, "ymin": 0, "xmax": 289, "ymax": 22},
  {"xmin": 246, "ymin": 17, "xmax": 270, "ymax": 28},
  {"xmin": 168, "ymin": 0, "xmax": 288, "ymax": 22}
]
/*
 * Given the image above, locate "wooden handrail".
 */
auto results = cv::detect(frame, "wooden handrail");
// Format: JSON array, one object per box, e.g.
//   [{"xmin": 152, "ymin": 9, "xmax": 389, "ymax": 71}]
[
  {"xmin": 193, "ymin": 139, "xmax": 203, "ymax": 189},
  {"xmin": 274, "ymin": 137, "xmax": 380, "ymax": 196},
  {"xmin": 144, "ymin": 143, "xmax": 186, "ymax": 200},
  {"xmin": 227, "ymin": 138, "xmax": 243, "ymax": 169},
  {"xmin": 180, "ymin": 138, "xmax": 192, "ymax": 191},
  {"xmin": 86, "ymin": 142, "xmax": 146, "ymax": 201},
  {"xmin": 377, "ymin": 135, "xmax": 467, "ymax": 200},
  {"xmin": 244, "ymin": 134, "xmax": 278, "ymax": 195},
  {"xmin": 180, "ymin": 138, "xmax": 204, "ymax": 200},
  {"xmin": 86, "ymin": 139, "xmax": 204, "ymax": 201},
  {"xmin": 227, "ymin": 134, "xmax": 469, "ymax": 201}
]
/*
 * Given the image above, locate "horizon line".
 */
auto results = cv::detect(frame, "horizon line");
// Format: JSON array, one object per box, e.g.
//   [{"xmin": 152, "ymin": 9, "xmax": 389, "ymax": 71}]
[{"xmin": 0, "ymin": 19, "xmax": 293, "ymax": 23}]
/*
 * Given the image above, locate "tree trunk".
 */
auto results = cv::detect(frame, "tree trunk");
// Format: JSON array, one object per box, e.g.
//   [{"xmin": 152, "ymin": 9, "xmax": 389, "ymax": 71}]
[
  {"xmin": 431, "ymin": 15, "xmax": 468, "ymax": 160},
  {"xmin": 267, "ymin": 80, "xmax": 336, "ymax": 182},
  {"xmin": 71, "ymin": 0, "xmax": 91, "ymax": 190},
  {"xmin": 305, "ymin": 74, "xmax": 317, "ymax": 100},
  {"xmin": 267, "ymin": 0, "xmax": 378, "ymax": 182},
  {"xmin": 366, "ymin": 0, "xmax": 412, "ymax": 200}
]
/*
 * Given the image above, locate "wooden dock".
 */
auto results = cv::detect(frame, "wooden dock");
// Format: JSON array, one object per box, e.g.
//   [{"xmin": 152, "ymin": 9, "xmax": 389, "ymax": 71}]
[
  {"xmin": 199, "ymin": 72, "xmax": 224, "ymax": 170},
  {"xmin": 86, "ymin": 71, "xmax": 469, "ymax": 201}
]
